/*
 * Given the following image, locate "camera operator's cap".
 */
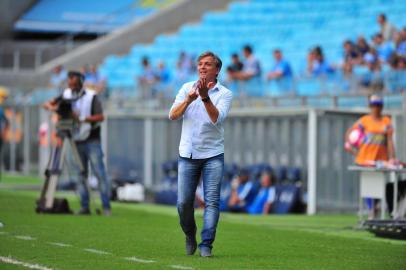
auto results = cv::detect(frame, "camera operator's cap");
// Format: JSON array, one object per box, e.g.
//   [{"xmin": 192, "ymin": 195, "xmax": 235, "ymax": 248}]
[
  {"xmin": 67, "ymin": 70, "xmax": 85, "ymax": 82},
  {"xmin": 369, "ymin": 94, "xmax": 384, "ymax": 106}
]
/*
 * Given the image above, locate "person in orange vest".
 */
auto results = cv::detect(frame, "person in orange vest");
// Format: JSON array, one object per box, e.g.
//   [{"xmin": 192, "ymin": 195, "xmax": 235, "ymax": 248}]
[{"xmin": 345, "ymin": 94, "xmax": 399, "ymax": 218}]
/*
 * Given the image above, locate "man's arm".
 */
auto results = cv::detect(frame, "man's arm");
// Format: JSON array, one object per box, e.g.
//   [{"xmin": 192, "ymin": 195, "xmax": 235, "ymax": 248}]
[
  {"xmin": 169, "ymin": 84, "xmax": 198, "ymax": 120},
  {"xmin": 73, "ymin": 95, "xmax": 104, "ymax": 123},
  {"xmin": 263, "ymin": 202, "xmax": 272, "ymax": 214},
  {"xmin": 231, "ymin": 71, "xmax": 254, "ymax": 81},
  {"xmin": 199, "ymin": 79, "xmax": 233, "ymax": 124},
  {"xmin": 387, "ymin": 133, "xmax": 396, "ymax": 160},
  {"xmin": 267, "ymin": 70, "xmax": 283, "ymax": 80},
  {"xmin": 42, "ymin": 98, "xmax": 58, "ymax": 111}
]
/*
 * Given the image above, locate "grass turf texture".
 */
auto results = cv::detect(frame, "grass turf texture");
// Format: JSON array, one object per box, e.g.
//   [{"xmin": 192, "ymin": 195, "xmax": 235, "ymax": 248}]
[{"xmin": 0, "ymin": 175, "xmax": 405, "ymax": 270}]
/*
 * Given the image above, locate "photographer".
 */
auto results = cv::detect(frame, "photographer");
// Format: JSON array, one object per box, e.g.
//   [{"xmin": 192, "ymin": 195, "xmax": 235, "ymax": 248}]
[{"xmin": 43, "ymin": 71, "xmax": 111, "ymax": 216}]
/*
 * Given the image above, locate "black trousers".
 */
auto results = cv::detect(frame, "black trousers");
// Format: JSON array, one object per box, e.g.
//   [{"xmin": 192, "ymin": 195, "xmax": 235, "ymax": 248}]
[{"xmin": 386, "ymin": 180, "xmax": 406, "ymax": 213}]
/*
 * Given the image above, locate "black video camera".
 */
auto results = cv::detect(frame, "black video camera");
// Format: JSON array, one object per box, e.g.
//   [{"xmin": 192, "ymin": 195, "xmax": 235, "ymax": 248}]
[{"xmin": 55, "ymin": 97, "xmax": 75, "ymax": 120}]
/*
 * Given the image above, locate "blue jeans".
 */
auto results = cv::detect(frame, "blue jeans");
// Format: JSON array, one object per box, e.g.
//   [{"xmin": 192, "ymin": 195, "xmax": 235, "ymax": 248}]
[
  {"xmin": 177, "ymin": 153, "xmax": 224, "ymax": 249},
  {"xmin": 70, "ymin": 140, "xmax": 111, "ymax": 210}
]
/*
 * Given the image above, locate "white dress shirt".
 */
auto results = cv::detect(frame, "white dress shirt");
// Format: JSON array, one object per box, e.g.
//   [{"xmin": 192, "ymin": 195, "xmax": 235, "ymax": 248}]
[{"xmin": 169, "ymin": 80, "xmax": 233, "ymax": 159}]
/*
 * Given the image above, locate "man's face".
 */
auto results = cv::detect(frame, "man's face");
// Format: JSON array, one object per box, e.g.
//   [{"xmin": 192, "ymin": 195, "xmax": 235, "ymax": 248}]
[
  {"xmin": 378, "ymin": 15, "xmax": 384, "ymax": 25},
  {"xmin": 198, "ymin": 56, "xmax": 218, "ymax": 80},
  {"xmin": 232, "ymin": 56, "xmax": 239, "ymax": 64},
  {"xmin": 343, "ymin": 42, "xmax": 351, "ymax": 52},
  {"xmin": 260, "ymin": 173, "xmax": 271, "ymax": 187},
  {"xmin": 68, "ymin": 76, "xmax": 81, "ymax": 91},
  {"xmin": 243, "ymin": 49, "xmax": 250, "ymax": 58},
  {"xmin": 273, "ymin": 51, "xmax": 282, "ymax": 61},
  {"xmin": 238, "ymin": 174, "xmax": 249, "ymax": 184},
  {"xmin": 370, "ymin": 104, "xmax": 383, "ymax": 115},
  {"xmin": 373, "ymin": 36, "xmax": 382, "ymax": 45}
]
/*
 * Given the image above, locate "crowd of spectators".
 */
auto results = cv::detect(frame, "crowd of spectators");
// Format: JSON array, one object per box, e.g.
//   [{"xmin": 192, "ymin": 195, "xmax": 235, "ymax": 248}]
[
  {"xmin": 48, "ymin": 13, "xmax": 406, "ymax": 98},
  {"xmin": 49, "ymin": 64, "xmax": 106, "ymax": 95}
]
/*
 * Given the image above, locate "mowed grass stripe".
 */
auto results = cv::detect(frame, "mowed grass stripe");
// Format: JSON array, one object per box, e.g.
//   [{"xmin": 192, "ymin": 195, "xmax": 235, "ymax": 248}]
[{"xmin": 1, "ymin": 184, "xmax": 406, "ymax": 269}]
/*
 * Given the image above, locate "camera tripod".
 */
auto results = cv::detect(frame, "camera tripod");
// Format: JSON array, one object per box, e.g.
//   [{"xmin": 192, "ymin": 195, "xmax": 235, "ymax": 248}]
[{"xmin": 37, "ymin": 120, "xmax": 84, "ymax": 213}]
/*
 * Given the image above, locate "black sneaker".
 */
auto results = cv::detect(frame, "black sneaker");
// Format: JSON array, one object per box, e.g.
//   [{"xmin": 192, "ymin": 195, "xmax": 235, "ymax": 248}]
[
  {"xmin": 185, "ymin": 234, "xmax": 197, "ymax": 255},
  {"xmin": 76, "ymin": 208, "xmax": 91, "ymax": 215}
]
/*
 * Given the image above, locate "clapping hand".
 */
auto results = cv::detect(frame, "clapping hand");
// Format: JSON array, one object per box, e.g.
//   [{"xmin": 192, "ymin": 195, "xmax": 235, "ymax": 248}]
[
  {"xmin": 186, "ymin": 83, "xmax": 199, "ymax": 104},
  {"xmin": 197, "ymin": 77, "xmax": 216, "ymax": 98}
]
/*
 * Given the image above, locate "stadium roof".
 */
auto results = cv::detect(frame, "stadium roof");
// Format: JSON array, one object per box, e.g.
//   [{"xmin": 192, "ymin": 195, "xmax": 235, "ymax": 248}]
[{"xmin": 14, "ymin": 0, "xmax": 177, "ymax": 34}]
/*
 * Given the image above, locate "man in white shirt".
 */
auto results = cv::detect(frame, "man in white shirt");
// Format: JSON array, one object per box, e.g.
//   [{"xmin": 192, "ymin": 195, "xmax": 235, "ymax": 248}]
[
  {"xmin": 169, "ymin": 51, "xmax": 233, "ymax": 257},
  {"xmin": 377, "ymin": 13, "xmax": 397, "ymax": 42}
]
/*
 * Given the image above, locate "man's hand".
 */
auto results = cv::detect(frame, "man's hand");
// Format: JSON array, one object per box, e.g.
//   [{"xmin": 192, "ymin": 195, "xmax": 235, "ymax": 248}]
[
  {"xmin": 43, "ymin": 101, "xmax": 58, "ymax": 111},
  {"xmin": 72, "ymin": 112, "xmax": 87, "ymax": 123},
  {"xmin": 72, "ymin": 112, "xmax": 81, "ymax": 122},
  {"xmin": 197, "ymin": 78, "xmax": 216, "ymax": 98},
  {"xmin": 185, "ymin": 85, "xmax": 199, "ymax": 104}
]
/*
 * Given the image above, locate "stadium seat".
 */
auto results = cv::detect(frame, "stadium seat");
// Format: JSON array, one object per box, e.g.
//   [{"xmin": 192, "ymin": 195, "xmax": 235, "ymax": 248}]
[{"xmin": 95, "ymin": 0, "xmax": 406, "ymax": 96}]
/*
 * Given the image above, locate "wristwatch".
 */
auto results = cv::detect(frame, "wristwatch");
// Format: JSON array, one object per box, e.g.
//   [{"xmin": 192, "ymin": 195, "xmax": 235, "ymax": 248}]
[{"xmin": 201, "ymin": 96, "xmax": 210, "ymax": 103}]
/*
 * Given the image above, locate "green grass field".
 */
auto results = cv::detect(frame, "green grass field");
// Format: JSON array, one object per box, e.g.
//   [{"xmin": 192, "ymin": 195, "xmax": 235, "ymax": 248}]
[{"xmin": 0, "ymin": 175, "xmax": 405, "ymax": 270}]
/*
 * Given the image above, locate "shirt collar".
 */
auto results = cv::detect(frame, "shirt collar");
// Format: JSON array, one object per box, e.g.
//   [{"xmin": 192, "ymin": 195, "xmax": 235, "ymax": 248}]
[{"xmin": 209, "ymin": 81, "xmax": 221, "ymax": 92}]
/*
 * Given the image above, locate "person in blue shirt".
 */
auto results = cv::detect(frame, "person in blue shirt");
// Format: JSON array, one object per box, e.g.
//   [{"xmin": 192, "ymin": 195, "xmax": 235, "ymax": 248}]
[
  {"xmin": 267, "ymin": 49, "xmax": 293, "ymax": 80},
  {"xmin": 307, "ymin": 46, "xmax": 335, "ymax": 77},
  {"xmin": 247, "ymin": 170, "xmax": 276, "ymax": 215},
  {"xmin": 373, "ymin": 33, "xmax": 394, "ymax": 63},
  {"xmin": 228, "ymin": 168, "xmax": 258, "ymax": 212}
]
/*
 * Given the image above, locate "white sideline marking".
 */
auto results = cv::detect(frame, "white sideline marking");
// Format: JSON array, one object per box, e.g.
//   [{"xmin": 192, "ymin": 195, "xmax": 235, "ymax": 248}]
[
  {"xmin": 169, "ymin": 265, "xmax": 194, "ymax": 270},
  {"xmin": 125, "ymin": 256, "xmax": 155, "ymax": 264},
  {"xmin": 0, "ymin": 256, "xmax": 54, "ymax": 270},
  {"xmin": 15, "ymin": 235, "xmax": 36, "ymax": 241},
  {"xmin": 48, "ymin": 242, "xmax": 72, "ymax": 247},
  {"xmin": 83, "ymin": 248, "xmax": 111, "ymax": 255}
]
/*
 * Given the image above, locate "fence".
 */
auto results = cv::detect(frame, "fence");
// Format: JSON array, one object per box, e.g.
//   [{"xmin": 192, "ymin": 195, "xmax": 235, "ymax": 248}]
[{"xmin": 2, "ymin": 102, "xmax": 405, "ymax": 214}]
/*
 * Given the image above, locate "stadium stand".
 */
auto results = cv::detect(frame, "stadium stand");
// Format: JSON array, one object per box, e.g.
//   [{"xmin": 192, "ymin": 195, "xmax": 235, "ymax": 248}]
[
  {"xmin": 14, "ymin": 0, "xmax": 177, "ymax": 33},
  {"xmin": 97, "ymin": 0, "xmax": 406, "ymax": 97}
]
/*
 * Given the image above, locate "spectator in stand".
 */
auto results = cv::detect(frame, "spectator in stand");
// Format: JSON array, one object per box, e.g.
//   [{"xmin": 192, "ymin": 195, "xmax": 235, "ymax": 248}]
[
  {"xmin": 397, "ymin": 57, "xmax": 406, "ymax": 70},
  {"xmin": 178, "ymin": 52, "xmax": 195, "ymax": 76},
  {"xmin": 247, "ymin": 170, "xmax": 276, "ymax": 215},
  {"xmin": 267, "ymin": 49, "xmax": 293, "ymax": 80},
  {"xmin": 156, "ymin": 61, "xmax": 170, "ymax": 84},
  {"xmin": 228, "ymin": 168, "xmax": 258, "ymax": 212},
  {"xmin": 229, "ymin": 45, "xmax": 261, "ymax": 81},
  {"xmin": 84, "ymin": 64, "xmax": 106, "ymax": 94},
  {"xmin": 138, "ymin": 57, "xmax": 158, "ymax": 98},
  {"xmin": 154, "ymin": 61, "xmax": 171, "ymax": 96},
  {"xmin": 377, "ymin": 13, "xmax": 397, "ymax": 42},
  {"xmin": 360, "ymin": 49, "xmax": 384, "ymax": 92},
  {"xmin": 372, "ymin": 33, "xmax": 394, "ymax": 63},
  {"xmin": 49, "ymin": 65, "xmax": 67, "ymax": 90},
  {"xmin": 343, "ymin": 40, "xmax": 361, "ymax": 66},
  {"xmin": 226, "ymin": 53, "xmax": 244, "ymax": 81},
  {"xmin": 174, "ymin": 52, "xmax": 195, "ymax": 83},
  {"xmin": 356, "ymin": 36, "xmax": 370, "ymax": 56},
  {"xmin": 394, "ymin": 30, "xmax": 406, "ymax": 57},
  {"xmin": 307, "ymin": 46, "xmax": 334, "ymax": 77}
]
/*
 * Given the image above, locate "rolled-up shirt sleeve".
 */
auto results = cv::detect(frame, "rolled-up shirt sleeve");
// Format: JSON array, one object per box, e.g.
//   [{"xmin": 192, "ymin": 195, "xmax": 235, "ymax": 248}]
[
  {"xmin": 214, "ymin": 90, "xmax": 233, "ymax": 125},
  {"xmin": 169, "ymin": 84, "xmax": 187, "ymax": 119}
]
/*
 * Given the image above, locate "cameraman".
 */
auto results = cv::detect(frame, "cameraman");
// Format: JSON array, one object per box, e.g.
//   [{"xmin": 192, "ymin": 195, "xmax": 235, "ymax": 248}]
[{"xmin": 43, "ymin": 71, "xmax": 111, "ymax": 216}]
